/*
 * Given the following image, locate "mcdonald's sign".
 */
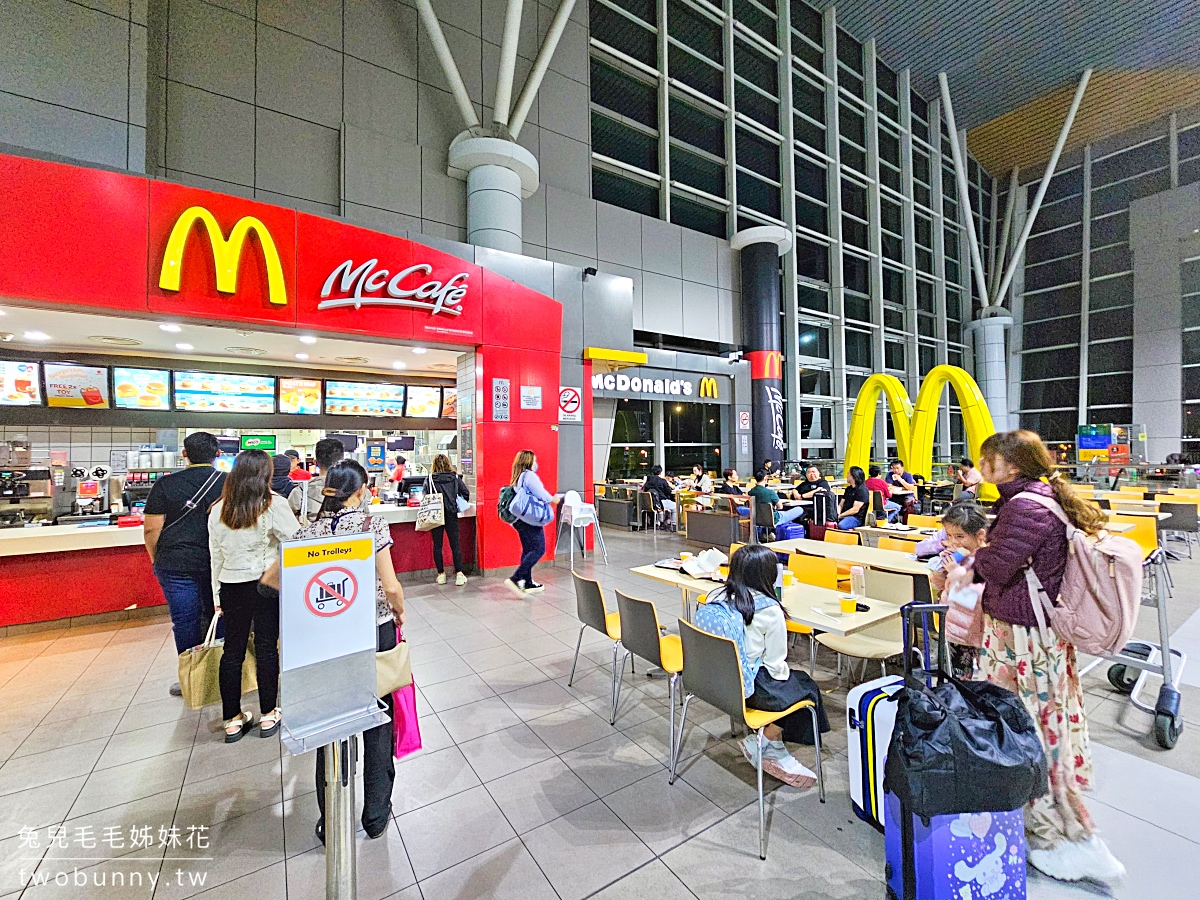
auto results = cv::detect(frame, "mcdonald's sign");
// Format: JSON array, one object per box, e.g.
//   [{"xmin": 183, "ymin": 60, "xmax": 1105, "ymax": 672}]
[
  {"xmin": 698, "ymin": 377, "xmax": 719, "ymax": 399},
  {"xmin": 845, "ymin": 365, "xmax": 998, "ymax": 502},
  {"xmin": 747, "ymin": 349, "xmax": 782, "ymax": 381},
  {"xmin": 158, "ymin": 206, "xmax": 288, "ymax": 306}
]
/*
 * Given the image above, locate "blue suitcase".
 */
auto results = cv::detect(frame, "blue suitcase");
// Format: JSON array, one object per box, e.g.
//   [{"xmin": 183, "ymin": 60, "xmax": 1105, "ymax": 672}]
[
  {"xmin": 774, "ymin": 521, "xmax": 805, "ymax": 541},
  {"xmin": 847, "ymin": 675, "xmax": 903, "ymax": 830}
]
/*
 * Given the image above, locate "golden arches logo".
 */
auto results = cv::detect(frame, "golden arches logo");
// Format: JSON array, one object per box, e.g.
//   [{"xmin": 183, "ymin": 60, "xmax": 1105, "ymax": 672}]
[
  {"xmin": 159, "ymin": 206, "xmax": 288, "ymax": 305},
  {"xmin": 698, "ymin": 377, "xmax": 719, "ymax": 399},
  {"xmin": 845, "ymin": 365, "xmax": 998, "ymax": 502}
]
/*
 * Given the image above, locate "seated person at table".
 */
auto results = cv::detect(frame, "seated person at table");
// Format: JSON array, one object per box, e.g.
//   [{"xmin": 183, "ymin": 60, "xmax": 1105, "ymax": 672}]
[
  {"xmin": 796, "ymin": 464, "xmax": 837, "ymax": 525},
  {"xmin": 688, "ymin": 464, "xmax": 713, "ymax": 493},
  {"xmin": 746, "ymin": 470, "xmax": 807, "ymax": 530},
  {"xmin": 956, "ymin": 457, "xmax": 983, "ymax": 498},
  {"xmin": 865, "ymin": 465, "xmax": 902, "ymax": 523},
  {"xmin": 641, "ymin": 465, "xmax": 677, "ymax": 526},
  {"xmin": 695, "ymin": 544, "xmax": 829, "ymax": 785},
  {"xmin": 717, "ymin": 468, "xmax": 742, "ymax": 494},
  {"xmin": 886, "ymin": 458, "xmax": 917, "ymax": 519},
  {"xmin": 836, "ymin": 466, "xmax": 870, "ymax": 530}
]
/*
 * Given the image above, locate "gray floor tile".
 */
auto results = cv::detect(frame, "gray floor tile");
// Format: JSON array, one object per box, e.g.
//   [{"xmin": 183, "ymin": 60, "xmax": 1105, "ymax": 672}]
[
  {"xmin": 417, "ymin": 837, "xmax": 558, "ymax": 900},
  {"xmin": 183, "ymin": 730, "xmax": 281, "ymax": 784},
  {"xmin": 176, "ymin": 860, "xmax": 286, "ymax": 900},
  {"xmin": 69, "ymin": 748, "xmax": 191, "ymax": 820},
  {"xmin": 672, "ymin": 742, "xmax": 766, "ymax": 813},
  {"xmin": 521, "ymin": 799, "xmax": 654, "ymax": 900},
  {"xmin": 458, "ymin": 722, "xmax": 554, "ymax": 783},
  {"xmin": 442, "ymin": 630, "xmax": 505, "ymax": 654},
  {"xmin": 560, "ymin": 732, "xmax": 665, "ymax": 798},
  {"xmin": 603, "ymin": 770, "xmax": 727, "ymax": 856},
  {"xmin": 485, "ymin": 756, "xmax": 597, "ymax": 834},
  {"xmin": 0, "ymin": 775, "xmax": 87, "ymax": 841},
  {"xmin": 177, "ymin": 757, "xmax": 286, "ymax": 826},
  {"xmin": 526, "ymin": 703, "xmax": 618, "ymax": 754},
  {"xmin": 114, "ymin": 697, "xmax": 200, "ymax": 735},
  {"xmin": 280, "ymin": 796, "xmax": 322, "ymax": 860},
  {"xmin": 285, "ymin": 821, "xmax": 415, "ymax": 900},
  {"xmin": 410, "ymin": 654, "xmax": 474, "ymax": 686},
  {"xmin": 23, "ymin": 854, "xmax": 163, "ymax": 900},
  {"xmin": 501, "ymin": 679, "xmax": 580, "ymax": 720},
  {"xmin": 477, "ymin": 659, "xmax": 553, "ymax": 694},
  {"xmin": 507, "ymin": 634, "xmax": 574, "ymax": 661},
  {"xmin": 94, "ymin": 720, "xmax": 197, "ymax": 772},
  {"xmin": 587, "ymin": 859, "xmax": 699, "ymax": 900},
  {"xmin": 396, "ymin": 785, "xmax": 516, "ymax": 881},
  {"xmin": 0, "ymin": 737, "xmax": 108, "ymax": 796},
  {"xmin": 436, "ymin": 696, "xmax": 524, "ymax": 744},
  {"xmin": 419, "ymin": 674, "xmax": 496, "ymax": 712},
  {"xmin": 157, "ymin": 802, "xmax": 286, "ymax": 900},
  {"xmin": 391, "ymin": 745, "xmax": 481, "ymax": 814},
  {"xmin": 11, "ymin": 710, "xmax": 122, "ymax": 759},
  {"xmin": 458, "ymin": 644, "xmax": 526, "ymax": 674},
  {"xmin": 42, "ymin": 789, "xmax": 180, "ymax": 867}
]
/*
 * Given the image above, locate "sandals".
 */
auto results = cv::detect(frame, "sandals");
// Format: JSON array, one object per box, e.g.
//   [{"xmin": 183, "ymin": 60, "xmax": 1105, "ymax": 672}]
[
  {"xmin": 224, "ymin": 712, "xmax": 255, "ymax": 743},
  {"xmin": 259, "ymin": 708, "xmax": 282, "ymax": 738}
]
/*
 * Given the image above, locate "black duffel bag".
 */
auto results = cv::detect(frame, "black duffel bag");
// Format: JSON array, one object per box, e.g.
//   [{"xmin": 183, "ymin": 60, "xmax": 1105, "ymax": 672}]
[{"xmin": 883, "ymin": 604, "xmax": 1049, "ymax": 820}]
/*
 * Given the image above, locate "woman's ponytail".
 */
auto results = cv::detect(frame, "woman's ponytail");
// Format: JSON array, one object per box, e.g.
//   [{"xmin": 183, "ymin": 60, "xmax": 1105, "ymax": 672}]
[
  {"xmin": 1048, "ymin": 472, "xmax": 1106, "ymax": 535},
  {"xmin": 981, "ymin": 430, "xmax": 1106, "ymax": 535}
]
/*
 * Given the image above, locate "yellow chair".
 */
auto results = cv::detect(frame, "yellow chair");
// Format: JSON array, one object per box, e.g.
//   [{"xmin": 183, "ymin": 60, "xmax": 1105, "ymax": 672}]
[
  {"xmin": 907, "ymin": 514, "xmax": 940, "ymax": 529},
  {"xmin": 614, "ymin": 591, "xmax": 683, "ymax": 761},
  {"xmin": 672, "ymin": 619, "xmax": 825, "ymax": 859},
  {"xmin": 729, "ymin": 542, "xmax": 745, "ymax": 558},
  {"xmin": 878, "ymin": 536, "xmax": 918, "ymax": 553},
  {"xmin": 815, "ymin": 569, "xmax": 909, "ymax": 678},
  {"xmin": 787, "ymin": 553, "xmax": 838, "ymax": 588},
  {"xmin": 824, "ymin": 529, "xmax": 861, "ymax": 547},
  {"xmin": 1109, "ymin": 514, "xmax": 1159, "ymax": 562},
  {"xmin": 570, "ymin": 572, "xmax": 623, "ymax": 723},
  {"xmin": 1119, "ymin": 485, "xmax": 1147, "ymax": 494}
]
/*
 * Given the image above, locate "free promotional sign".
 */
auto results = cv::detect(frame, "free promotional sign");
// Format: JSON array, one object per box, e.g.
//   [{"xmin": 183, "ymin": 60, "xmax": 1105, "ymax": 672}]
[
  {"xmin": 44, "ymin": 364, "xmax": 110, "ymax": 408},
  {"xmin": 279, "ymin": 533, "xmax": 376, "ymax": 672}
]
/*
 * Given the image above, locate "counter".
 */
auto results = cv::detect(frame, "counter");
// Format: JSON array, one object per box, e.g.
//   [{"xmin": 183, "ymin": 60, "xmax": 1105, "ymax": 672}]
[{"xmin": 0, "ymin": 503, "xmax": 478, "ymax": 627}]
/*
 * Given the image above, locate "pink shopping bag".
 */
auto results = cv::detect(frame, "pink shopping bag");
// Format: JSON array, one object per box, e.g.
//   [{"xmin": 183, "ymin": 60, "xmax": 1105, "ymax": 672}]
[{"xmin": 392, "ymin": 682, "xmax": 422, "ymax": 758}]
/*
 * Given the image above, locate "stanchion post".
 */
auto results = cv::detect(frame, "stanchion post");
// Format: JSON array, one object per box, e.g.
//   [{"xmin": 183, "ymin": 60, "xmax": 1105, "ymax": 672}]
[{"xmin": 325, "ymin": 739, "xmax": 357, "ymax": 900}]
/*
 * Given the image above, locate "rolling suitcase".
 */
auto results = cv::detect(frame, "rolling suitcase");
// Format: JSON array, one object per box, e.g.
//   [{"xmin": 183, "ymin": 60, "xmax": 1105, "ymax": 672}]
[
  {"xmin": 808, "ymin": 524, "xmax": 827, "ymax": 541},
  {"xmin": 774, "ymin": 521, "xmax": 806, "ymax": 541},
  {"xmin": 847, "ymin": 674, "xmax": 903, "ymax": 831},
  {"xmin": 883, "ymin": 604, "xmax": 1028, "ymax": 900}
]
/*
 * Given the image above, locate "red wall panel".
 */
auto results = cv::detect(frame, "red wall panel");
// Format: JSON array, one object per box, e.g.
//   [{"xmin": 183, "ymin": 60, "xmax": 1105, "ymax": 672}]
[{"xmin": 1, "ymin": 547, "xmax": 163, "ymax": 627}]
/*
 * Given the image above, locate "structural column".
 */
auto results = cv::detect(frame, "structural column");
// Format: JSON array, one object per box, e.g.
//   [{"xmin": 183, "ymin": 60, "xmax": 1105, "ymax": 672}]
[
  {"xmin": 448, "ymin": 136, "xmax": 540, "ymax": 253},
  {"xmin": 733, "ymin": 226, "xmax": 793, "ymax": 469},
  {"xmin": 966, "ymin": 313, "xmax": 1013, "ymax": 433}
]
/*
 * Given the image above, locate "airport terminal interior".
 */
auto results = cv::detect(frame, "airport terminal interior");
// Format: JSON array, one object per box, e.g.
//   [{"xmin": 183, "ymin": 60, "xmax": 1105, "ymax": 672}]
[{"xmin": 3, "ymin": 0, "xmax": 1200, "ymax": 898}]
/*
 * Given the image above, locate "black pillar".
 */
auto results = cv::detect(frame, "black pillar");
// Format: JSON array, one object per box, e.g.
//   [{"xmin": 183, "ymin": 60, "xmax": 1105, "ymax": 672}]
[{"xmin": 740, "ymin": 241, "xmax": 784, "ymax": 471}]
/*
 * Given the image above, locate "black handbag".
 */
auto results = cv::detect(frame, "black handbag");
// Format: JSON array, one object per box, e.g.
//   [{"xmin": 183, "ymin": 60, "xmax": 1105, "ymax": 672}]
[{"xmin": 883, "ymin": 603, "xmax": 1049, "ymax": 820}]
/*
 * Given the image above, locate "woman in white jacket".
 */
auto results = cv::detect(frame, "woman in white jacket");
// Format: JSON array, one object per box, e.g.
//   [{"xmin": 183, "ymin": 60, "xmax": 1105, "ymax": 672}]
[{"xmin": 209, "ymin": 450, "xmax": 299, "ymax": 741}]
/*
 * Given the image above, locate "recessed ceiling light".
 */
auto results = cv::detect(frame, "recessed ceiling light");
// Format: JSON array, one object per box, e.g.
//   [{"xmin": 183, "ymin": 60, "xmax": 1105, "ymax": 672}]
[
  {"xmin": 225, "ymin": 346, "xmax": 267, "ymax": 356},
  {"xmin": 411, "ymin": 347, "xmax": 427, "ymax": 355},
  {"xmin": 175, "ymin": 342, "xmax": 194, "ymax": 351},
  {"xmin": 159, "ymin": 323, "xmax": 182, "ymax": 333},
  {"xmin": 295, "ymin": 353, "xmax": 309, "ymax": 360},
  {"xmin": 298, "ymin": 335, "xmax": 317, "ymax": 345},
  {"xmin": 24, "ymin": 331, "xmax": 50, "ymax": 341},
  {"xmin": 89, "ymin": 335, "xmax": 142, "ymax": 346},
  {"xmin": 336, "ymin": 356, "xmax": 370, "ymax": 365},
  {"xmin": 392, "ymin": 361, "xmax": 407, "ymax": 370}
]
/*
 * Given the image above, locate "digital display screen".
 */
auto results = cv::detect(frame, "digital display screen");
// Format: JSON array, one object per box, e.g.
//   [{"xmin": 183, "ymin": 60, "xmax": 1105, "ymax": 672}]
[
  {"xmin": 113, "ymin": 367, "xmax": 171, "ymax": 410},
  {"xmin": 325, "ymin": 381, "xmax": 406, "ymax": 416},
  {"xmin": 440, "ymin": 387, "xmax": 458, "ymax": 419},
  {"xmin": 44, "ymin": 363, "xmax": 110, "ymax": 408},
  {"xmin": 0, "ymin": 361, "xmax": 41, "ymax": 406},
  {"xmin": 405, "ymin": 385, "xmax": 442, "ymax": 418},
  {"xmin": 173, "ymin": 372, "xmax": 276, "ymax": 413},
  {"xmin": 279, "ymin": 377, "xmax": 322, "ymax": 415}
]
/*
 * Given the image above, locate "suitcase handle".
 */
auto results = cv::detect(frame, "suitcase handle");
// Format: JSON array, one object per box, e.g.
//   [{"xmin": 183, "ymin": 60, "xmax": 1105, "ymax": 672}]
[{"xmin": 900, "ymin": 602, "xmax": 950, "ymax": 688}]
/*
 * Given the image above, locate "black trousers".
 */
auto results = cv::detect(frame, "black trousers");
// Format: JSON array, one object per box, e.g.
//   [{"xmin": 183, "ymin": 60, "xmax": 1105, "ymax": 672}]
[
  {"xmin": 431, "ymin": 515, "xmax": 463, "ymax": 574},
  {"xmin": 218, "ymin": 580, "xmax": 279, "ymax": 721},
  {"xmin": 316, "ymin": 621, "xmax": 397, "ymax": 834},
  {"xmin": 511, "ymin": 519, "xmax": 545, "ymax": 586}
]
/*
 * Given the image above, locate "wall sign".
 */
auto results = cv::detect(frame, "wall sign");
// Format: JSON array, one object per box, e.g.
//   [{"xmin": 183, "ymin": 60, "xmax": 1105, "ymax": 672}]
[
  {"xmin": 492, "ymin": 378, "xmax": 510, "ymax": 421},
  {"xmin": 558, "ymin": 386, "xmax": 582, "ymax": 423},
  {"xmin": 44, "ymin": 363, "xmax": 110, "ymax": 408},
  {"xmin": 319, "ymin": 260, "xmax": 468, "ymax": 317},
  {"xmin": 520, "ymin": 385, "xmax": 543, "ymax": 410},
  {"xmin": 590, "ymin": 368, "xmax": 732, "ymax": 404},
  {"xmin": 240, "ymin": 434, "xmax": 277, "ymax": 451},
  {"xmin": 738, "ymin": 410, "xmax": 751, "ymax": 431}
]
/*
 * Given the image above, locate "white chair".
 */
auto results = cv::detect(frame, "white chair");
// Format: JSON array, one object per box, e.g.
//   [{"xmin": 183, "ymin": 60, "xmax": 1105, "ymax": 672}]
[{"xmin": 554, "ymin": 490, "xmax": 609, "ymax": 566}]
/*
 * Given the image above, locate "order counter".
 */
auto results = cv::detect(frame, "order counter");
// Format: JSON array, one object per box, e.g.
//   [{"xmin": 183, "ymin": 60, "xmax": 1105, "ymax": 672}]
[{"xmin": 0, "ymin": 504, "xmax": 476, "ymax": 628}]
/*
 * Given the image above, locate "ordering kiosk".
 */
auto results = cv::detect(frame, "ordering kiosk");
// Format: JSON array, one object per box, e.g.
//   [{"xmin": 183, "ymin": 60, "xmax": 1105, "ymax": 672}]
[{"xmin": 279, "ymin": 532, "xmax": 386, "ymax": 900}]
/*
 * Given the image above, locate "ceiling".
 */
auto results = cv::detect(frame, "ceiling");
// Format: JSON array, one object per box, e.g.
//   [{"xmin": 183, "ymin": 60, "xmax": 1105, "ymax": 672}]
[
  {"xmin": 0, "ymin": 305, "xmax": 462, "ymax": 377},
  {"xmin": 818, "ymin": 1, "xmax": 1200, "ymax": 171}
]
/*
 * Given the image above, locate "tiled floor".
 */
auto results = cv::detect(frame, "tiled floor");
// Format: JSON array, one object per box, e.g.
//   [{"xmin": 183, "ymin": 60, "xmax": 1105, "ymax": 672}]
[{"xmin": 2, "ymin": 526, "xmax": 1199, "ymax": 899}]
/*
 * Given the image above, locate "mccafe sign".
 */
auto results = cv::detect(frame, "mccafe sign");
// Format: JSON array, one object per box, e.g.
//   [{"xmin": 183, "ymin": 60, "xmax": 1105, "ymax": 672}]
[
  {"xmin": 319, "ymin": 259, "xmax": 468, "ymax": 317},
  {"xmin": 591, "ymin": 368, "xmax": 730, "ymax": 404}
]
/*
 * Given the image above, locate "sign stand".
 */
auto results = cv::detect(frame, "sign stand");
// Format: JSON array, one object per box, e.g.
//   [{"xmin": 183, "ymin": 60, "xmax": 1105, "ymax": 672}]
[{"xmin": 278, "ymin": 532, "xmax": 387, "ymax": 900}]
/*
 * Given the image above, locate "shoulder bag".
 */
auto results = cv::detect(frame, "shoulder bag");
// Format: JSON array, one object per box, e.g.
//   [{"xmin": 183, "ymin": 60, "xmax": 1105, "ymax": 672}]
[
  {"xmin": 508, "ymin": 471, "xmax": 555, "ymax": 527},
  {"xmin": 415, "ymin": 476, "xmax": 446, "ymax": 532},
  {"xmin": 177, "ymin": 614, "xmax": 257, "ymax": 710}
]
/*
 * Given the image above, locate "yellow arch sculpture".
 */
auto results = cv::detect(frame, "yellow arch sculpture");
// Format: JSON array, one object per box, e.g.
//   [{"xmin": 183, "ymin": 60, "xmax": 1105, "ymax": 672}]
[{"xmin": 845, "ymin": 365, "xmax": 998, "ymax": 503}]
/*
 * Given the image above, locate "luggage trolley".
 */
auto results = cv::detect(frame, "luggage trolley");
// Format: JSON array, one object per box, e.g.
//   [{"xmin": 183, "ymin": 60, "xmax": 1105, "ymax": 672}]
[{"xmin": 1080, "ymin": 548, "xmax": 1186, "ymax": 748}]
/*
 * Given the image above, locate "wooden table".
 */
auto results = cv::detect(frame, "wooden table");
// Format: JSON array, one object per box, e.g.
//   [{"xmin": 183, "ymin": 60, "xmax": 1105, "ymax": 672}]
[
  {"xmin": 765, "ymin": 536, "xmax": 934, "ymax": 603},
  {"xmin": 854, "ymin": 525, "xmax": 935, "ymax": 546},
  {"xmin": 629, "ymin": 564, "xmax": 902, "ymax": 637}
]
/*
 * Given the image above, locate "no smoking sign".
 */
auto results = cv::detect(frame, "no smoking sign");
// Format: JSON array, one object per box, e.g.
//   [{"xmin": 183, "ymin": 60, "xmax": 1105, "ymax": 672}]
[
  {"xmin": 558, "ymin": 386, "xmax": 582, "ymax": 422},
  {"xmin": 305, "ymin": 566, "xmax": 358, "ymax": 617}
]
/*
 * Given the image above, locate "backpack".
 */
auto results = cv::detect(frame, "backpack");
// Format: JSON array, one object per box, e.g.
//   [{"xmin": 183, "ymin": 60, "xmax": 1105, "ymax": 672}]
[
  {"xmin": 497, "ymin": 485, "xmax": 518, "ymax": 525},
  {"xmin": 1014, "ymin": 491, "xmax": 1142, "ymax": 656}
]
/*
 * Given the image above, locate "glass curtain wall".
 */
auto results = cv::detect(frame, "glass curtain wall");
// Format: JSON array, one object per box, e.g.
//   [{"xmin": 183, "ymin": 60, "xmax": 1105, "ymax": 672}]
[{"xmin": 589, "ymin": 0, "xmax": 989, "ymax": 464}]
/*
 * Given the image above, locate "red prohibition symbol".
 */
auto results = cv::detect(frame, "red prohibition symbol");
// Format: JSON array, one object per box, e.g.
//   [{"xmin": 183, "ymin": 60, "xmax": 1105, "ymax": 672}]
[{"xmin": 305, "ymin": 566, "xmax": 358, "ymax": 617}]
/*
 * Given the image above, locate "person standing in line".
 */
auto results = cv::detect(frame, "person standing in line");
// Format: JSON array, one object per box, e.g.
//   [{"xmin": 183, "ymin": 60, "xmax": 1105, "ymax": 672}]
[
  {"xmin": 208, "ymin": 450, "xmax": 299, "ymax": 742},
  {"xmin": 306, "ymin": 438, "xmax": 346, "ymax": 520},
  {"xmin": 959, "ymin": 429, "xmax": 1123, "ymax": 884},
  {"xmin": 284, "ymin": 449, "xmax": 312, "ymax": 482},
  {"xmin": 505, "ymin": 449, "xmax": 559, "ymax": 596},
  {"xmin": 270, "ymin": 454, "xmax": 304, "ymax": 517},
  {"xmin": 836, "ymin": 465, "xmax": 869, "ymax": 530},
  {"xmin": 143, "ymin": 431, "xmax": 227, "ymax": 696},
  {"xmin": 293, "ymin": 460, "xmax": 406, "ymax": 843},
  {"xmin": 429, "ymin": 453, "xmax": 470, "ymax": 585}
]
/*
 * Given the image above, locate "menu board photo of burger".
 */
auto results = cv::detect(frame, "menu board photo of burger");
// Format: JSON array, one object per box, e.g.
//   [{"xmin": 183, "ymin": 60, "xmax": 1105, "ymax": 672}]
[
  {"xmin": 325, "ymin": 381, "xmax": 406, "ymax": 416},
  {"xmin": 440, "ymin": 387, "xmax": 458, "ymax": 419},
  {"xmin": 173, "ymin": 372, "xmax": 276, "ymax": 413},
  {"xmin": 0, "ymin": 361, "xmax": 42, "ymax": 406},
  {"xmin": 279, "ymin": 377, "xmax": 322, "ymax": 415},
  {"xmin": 44, "ymin": 363, "xmax": 111, "ymax": 408},
  {"xmin": 113, "ymin": 368, "xmax": 171, "ymax": 410},
  {"xmin": 405, "ymin": 385, "xmax": 442, "ymax": 418}
]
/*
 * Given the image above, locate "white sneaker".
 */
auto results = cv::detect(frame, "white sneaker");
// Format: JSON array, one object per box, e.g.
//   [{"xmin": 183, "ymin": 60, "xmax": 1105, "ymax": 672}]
[
  {"xmin": 1070, "ymin": 835, "xmax": 1125, "ymax": 884},
  {"xmin": 740, "ymin": 734, "xmax": 763, "ymax": 767},
  {"xmin": 455, "ymin": 572, "xmax": 467, "ymax": 586},
  {"xmin": 762, "ymin": 740, "xmax": 817, "ymax": 781},
  {"xmin": 436, "ymin": 572, "xmax": 447, "ymax": 585},
  {"xmin": 505, "ymin": 578, "xmax": 526, "ymax": 597}
]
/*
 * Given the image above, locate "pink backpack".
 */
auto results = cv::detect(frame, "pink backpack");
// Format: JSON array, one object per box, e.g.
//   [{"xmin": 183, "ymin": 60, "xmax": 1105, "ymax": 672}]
[{"xmin": 1015, "ymin": 492, "xmax": 1142, "ymax": 655}]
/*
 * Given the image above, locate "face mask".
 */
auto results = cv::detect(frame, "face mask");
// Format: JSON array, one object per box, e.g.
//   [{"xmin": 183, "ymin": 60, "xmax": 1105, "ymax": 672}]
[{"xmin": 532, "ymin": 461, "xmax": 539, "ymax": 472}]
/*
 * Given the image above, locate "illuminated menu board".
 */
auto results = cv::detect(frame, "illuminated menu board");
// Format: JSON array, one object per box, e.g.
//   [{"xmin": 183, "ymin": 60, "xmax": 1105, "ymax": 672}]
[
  {"xmin": 440, "ymin": 387, "xmax": 458, "ymax": 419},
  {"xmin": 173, "ymin": 372, "xmax": 276, "ymax": 413},
  {"xmin": 405, "ymin": 385, "xmax": 442, "ymax": 418},
  {"xmin": 113, "ymin": 367, "xmax": 171, "ymax": 410},
  {"xmin": 0, "ymin": 361, "xmax": 41, "ymax": 406},
  {"xmin": 44, "ymin": 364, "xmax": 111, "ymax": 408},
  {"xmin": 279, "ymin": 377, "xmax": 322, "ymax": 415},
  {"xmin": 325, "ymin": 381, "xmax": 406, "ymax": 417}
]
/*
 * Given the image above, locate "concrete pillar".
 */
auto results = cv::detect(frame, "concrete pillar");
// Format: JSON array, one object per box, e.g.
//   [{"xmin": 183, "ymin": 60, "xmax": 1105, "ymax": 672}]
[
  {"xmin": 732, "ymin": 225, "xmax": 793, "ymax": 469},
  {"xmin": 448, "ymin": 135, "xmax": 539, "ymax": 254},
  {"xmin": 652, "ymin": 400, "xmax": 665, "ymax": 469},
  {"xmin": 966, "ymin": 314, "xmax": 1013, "ymax": 433}
]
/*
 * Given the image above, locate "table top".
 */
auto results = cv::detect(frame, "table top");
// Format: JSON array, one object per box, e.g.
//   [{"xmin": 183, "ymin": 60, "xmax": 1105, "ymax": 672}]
[
  {"xmin": 854, "ymin": 525, "xmax": 934, "ymax": 540},
  {"xmin": 763, "ymin": 537, "xmax": 930, "ymax": 576},
  {"xmin": 628, "ymin": 564, "xmax": 901, "ymax": 637},
  {"xmin": 1106, "ymin": 510, "xmax": 1172, "ymax": 521}
]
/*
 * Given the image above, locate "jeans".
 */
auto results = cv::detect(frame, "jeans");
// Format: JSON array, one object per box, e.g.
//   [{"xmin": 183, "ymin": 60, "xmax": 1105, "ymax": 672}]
[
  {"xmin": 218, "ymin": 580, "xmax": 280, "ymax": 721},
  {"xmin": 884, "ymin": 500, "xmax": 902, "ymax": 523},
  {"xmin": 317, "ymin": 622, "xmax": 396, "ymax": 835},
  {"xmin": 775, "ymin": 506, "xmax": 807, "ymax": 526},
  {"xmin": 155, "ymin": 567, "xmax": 216, "ymax": 656},
  {"xmin": 837, "ymin": 515, "xmax": 863, "ymax": 530},
  {"xmin": 431, "ymin": 516, "xmax": 463, "ymax": 574},
  {"xmin": 512, "ymin": 520, "xmax": 546, "ymax": 587}
]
